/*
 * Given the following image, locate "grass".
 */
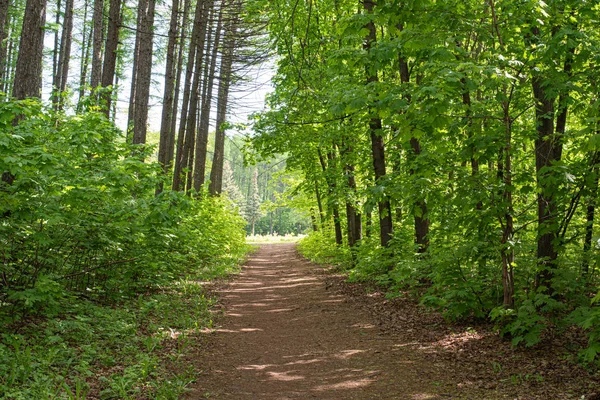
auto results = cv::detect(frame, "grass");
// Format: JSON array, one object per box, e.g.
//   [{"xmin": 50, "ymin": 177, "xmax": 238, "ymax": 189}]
[{"xmin": 0, "ymin": 269, "xmax": 239, "ymax": 399}]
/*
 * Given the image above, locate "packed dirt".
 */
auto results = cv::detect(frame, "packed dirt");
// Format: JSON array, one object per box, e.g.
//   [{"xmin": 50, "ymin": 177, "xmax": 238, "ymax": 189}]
[{"xmin": 183, "ymin": 243, "xmax": 600, "ymax": 399}]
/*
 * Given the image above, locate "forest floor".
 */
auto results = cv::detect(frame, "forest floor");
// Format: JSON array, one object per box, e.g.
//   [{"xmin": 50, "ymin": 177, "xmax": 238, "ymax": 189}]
[{"xmin": 182, "ymin": 243, "xmax": 600, "ymax": 399}]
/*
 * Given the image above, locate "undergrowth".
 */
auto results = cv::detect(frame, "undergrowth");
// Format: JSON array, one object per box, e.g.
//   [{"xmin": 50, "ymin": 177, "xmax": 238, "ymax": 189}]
[
  {"xmin": 299, "ymin": 229, "xmax": 600, "ymax": 367},
  {"xmin": 0, "ymin": 98, "xmax": 251, "ymax": 398}
]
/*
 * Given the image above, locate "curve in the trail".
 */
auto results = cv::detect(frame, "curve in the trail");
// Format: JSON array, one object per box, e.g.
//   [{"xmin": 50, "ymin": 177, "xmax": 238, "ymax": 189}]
[{"xmin": 183, "ymin": 243, "xmax": 461, "ymax": 400}]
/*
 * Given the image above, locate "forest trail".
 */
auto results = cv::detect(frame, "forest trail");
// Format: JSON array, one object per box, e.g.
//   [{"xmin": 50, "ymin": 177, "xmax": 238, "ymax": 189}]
[
  {"xmin": 182, "ymin": 244, "xmax": 598, "ymax": 400},
  {"xmin": 183, "ymin": 244, "xmax": 472, "ymax": 399}
]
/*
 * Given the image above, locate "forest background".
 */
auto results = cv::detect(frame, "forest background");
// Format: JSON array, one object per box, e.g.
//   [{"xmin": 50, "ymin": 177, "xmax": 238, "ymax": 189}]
[{"xmin": 2, "ymin": 0, "xmax": 600, "ymax": 397}]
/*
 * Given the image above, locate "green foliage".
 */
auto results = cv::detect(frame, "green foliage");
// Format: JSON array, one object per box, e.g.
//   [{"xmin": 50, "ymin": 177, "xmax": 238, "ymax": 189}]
[
  {"xmin": 298, "ymin": 230, "xmax": 351, "ymax": 267},
  {"xmin": 0, "ymin": 98, "xmax": 250, "ymax": 398},
  {"xmin": 249, "ymin": 0, "xmax": 600, "ymax": 366}
]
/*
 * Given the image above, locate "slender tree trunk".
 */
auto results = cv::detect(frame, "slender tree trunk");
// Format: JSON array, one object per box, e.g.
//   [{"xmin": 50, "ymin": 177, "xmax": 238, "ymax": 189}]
[
  {"xmin": 157, "ymin": 0, "xmax": 181, "ymax": 174},
  {"xmin": 173, "ymin": 0, "xmax": 206, "ymax": 191},
  {"xmin": 53, "ymin": 0, "xmax": 74, "ymax": 110},
  {"xmin": 194, "ymin": 2, "xmax": 223, "ymax": 191},
  {"xmin": 3, "ymin": 19, "xmax": 15, "ymax": 94},
  {"xmin": 583, "ymin": 170, "xmax": 598, "ymax": 275},
  {"xmin": 90, "ymin": 0, "xmax": 104, "ymax": 88},
  {"xmin": 499, "ymin": 102, "xmax": 515, "ymax": 308},
  {"xmin": 532, "ymin": 74, "xmax": 560, "ymax": 290},
  {"xmin": 52, "ymin": 0, "xmax": 61, "ymax": 96},
  {"xmin": 181, "ymin": 0, "xmax": 211, "ymax": 191},
  {"xmin": 318, "ymin": 149, "xmax": 343, "ymax": 245},
  {"xmin": 209, "ymin": 0, "xmax": 239, "ymax": 196},
  {"xmin": 397, "ymin": 43, "xmax": 429, "ymax": 254},
  {"xmin": 167, "ymin": 0, "xmax": 190, "ymax": 168},
  {"xmin": 130, "ymin": 0, "xmax": 156, "ymax": 145},
  {"xmin": 409, "ymin": 137, "xmax": 430, "ymax": 254},
  {"xmin": 341, "ymin": 139, "xmax": 362, "ymax": 246},
  {"xmin": 315, "ymin": 180, "xmax": 325, "ymax": 227},
  {"xmin": 100, "ymin": 0, "xmax": 121, "ymax": 118},
  {"xmin": 363, "ymin": 0, "xmax": 392, "ymax": 247},
  {"xmin": 582, "ymin": 108, "xmax": 600, "ymax": 274},
  {"xmin": 0, "ymin": 0, "xmax": 11, "ymax": 85},
  {"xmin": 77, "ymin": 1, "xmax": 93, "ymax": 108}
]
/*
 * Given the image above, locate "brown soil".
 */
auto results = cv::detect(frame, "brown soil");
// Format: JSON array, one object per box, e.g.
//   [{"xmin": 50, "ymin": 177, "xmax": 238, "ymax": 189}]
[{"xmin": 183, "ymin": 243, "xmax": 600, "ymax": 399}]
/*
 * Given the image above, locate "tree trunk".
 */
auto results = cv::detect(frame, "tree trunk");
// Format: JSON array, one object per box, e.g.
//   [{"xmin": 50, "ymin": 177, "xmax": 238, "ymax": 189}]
[
  {"xmin": 53, "ymin": 0, "xmax": 74, "ymax": 110},
  {"xmin": 499, "ymin": 103, "xmax": 515, "ymax": 308},
  {"xmin": 363, "ymin": 0, "xmax": 392, "ymax": 247},
  {"xmin": 209, "ymin": 0, "xmax": 239, "ymax": 196},
  {"xmin": 90, "ymin": 0, "xmax": 104, "ymax": 88},
  {"xmin": 0, "ymin": 0, "xmax": 9, "ymax": 85},
  {"xmin": 181, "ymin": 0, "xmax": 211, "ymax": 192},
  {"xmin": 13, "ymin": 0, "xmax": 46, "ymax": 99},
  {"xmin": 172, "ymin": 0, "xmax": 206, "ymax": 191},
  {"xmin": 167, "ymin": 0, "xmax": 190, "ymax": 168},
  {"xmin": 130, "ymin": 0, "xmax": 156, "ymax": 145},
  {"xmin": 157, "ymin": 0, "xmax": 181, "ymax": 174},
  {"xmin": 315, "ymin": 180, "xmax": 325, "ymax": 228},
  {"xmin": 77, "ymin": 1, "xmax": 93, "ymax": 109},
  {"xmin": 532, "ymin": 73, "xmax": 560, "ymax": 290},
  {"xmin": 3, "ymin": 21, "xmax": 15, "ymax": 94},
  {"xmin": 318, "ymin": 149, "xmax": 343, "ymax": 245},
  {"xmin": 409, "ymin": 137, "xmax": 430, "ymax": 254},
  {"xmin": 52, "ymin": 0, "xmax": 61, "ymax": 96},
  {"xmin": 100, "ymin": 0, "xmax": 121, "ymax": 118},
  {"xmin": 194, "ymin": 2, "xmax": 223, "ymax": 192},
  {"xmin": 583, "ymin": 177, "xmax": 597, "ymax": 275},
  {"xmin": 341, "ymin": 139, "xmax": 362, "ymax": 247}
]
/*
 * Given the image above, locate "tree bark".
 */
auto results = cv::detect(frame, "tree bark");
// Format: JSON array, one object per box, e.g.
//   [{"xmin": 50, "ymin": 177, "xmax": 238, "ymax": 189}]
[
  {"xmin": 341, "ymin": 138, "xmax": 362, "ymax": 247},
  {"xmin": 77, "ymin": 0, "xmax": 93, "ymax": 109},
  {"xmin": 363, "ymin": 0, "xmax": 392, "ymax": 247},
  {"xmin": 100, "ymin": 0, "xmax": 121, "ymax": 118},
  {"xmin": 0, "ymin": 0, "xmax": 9, "ymax": 85},
  {"xmin": 167, "ymin": 0, "xmax": 191, "ymax": 168},
  {"xmin": 498, "ymin": 102, "xmax": 515, "ymax": 308},
  {"xmin": 409, "ymin": 137, "xmax": 430, "ymax": 254},
  {"xmin": 13, "ymin": 0, "xmax": 46, "ymax": 99},
  {"xmin": 172, "ymin": 0, "xmax": 206, "ymax": 191},
  {"xmin": 52, "ymin": 0, "xmax": 61, "ymax": 93},
  {"xmin": 157, "ymin": 0, "xmax": 181, "ymax": 174},
  {"xmin": 318, "ymin": 149, "xmax": 343, "ymax": 245},
  {"xmin": 209, "ymin": 0, "xmax": 239, "ymax": 196},
  {"xmin": 53, "ymin": 0, "xmax": 74, "ymax": 110},
  {"xmin": 90, "ymin": 0, "xmax": 104, "ymax": 88},
  {"xmin": 194, "ymin": 2, "xmax": 223, "ymax": 192},
  {"xmin": 130, "ymin": 0, "xmax": 156, "ymax": 145}
]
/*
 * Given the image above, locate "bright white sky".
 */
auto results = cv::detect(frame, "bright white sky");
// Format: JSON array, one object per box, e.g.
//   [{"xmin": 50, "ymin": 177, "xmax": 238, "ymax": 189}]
[{"xmin": 41, "ymin": 2, "xmax": 274, "ymax": 138}]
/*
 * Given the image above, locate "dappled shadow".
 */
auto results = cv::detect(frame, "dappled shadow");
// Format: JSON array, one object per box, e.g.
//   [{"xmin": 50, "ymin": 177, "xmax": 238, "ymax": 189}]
[{"xmin": 183, "ymin": 244, "xmax": 472, "ymax": 399}]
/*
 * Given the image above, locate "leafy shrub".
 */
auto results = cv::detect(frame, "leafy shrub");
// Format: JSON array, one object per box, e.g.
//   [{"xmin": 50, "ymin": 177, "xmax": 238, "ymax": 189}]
[
  {"xmin": 298, "ymin": 229, "xmax": 352, "ymax": 266},
  {"xmin": 0, "ymin": 98, "xmax": 250, "ymax": 398}
]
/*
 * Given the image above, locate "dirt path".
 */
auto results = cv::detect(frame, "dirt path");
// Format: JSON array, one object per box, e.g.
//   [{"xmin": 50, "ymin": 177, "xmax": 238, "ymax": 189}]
[{"xmin": 183, "ymin": 243, "xmax": 598, "ymax": 399}]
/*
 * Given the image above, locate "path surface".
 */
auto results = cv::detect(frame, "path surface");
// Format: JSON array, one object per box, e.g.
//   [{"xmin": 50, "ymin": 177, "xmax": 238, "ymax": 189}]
[
  {"xmin": 183, "ymin": 243, "xmax": 599, "ymax": 400},
  {"xmin": 184, "ymin": 244, "xmax": 451, "ymax": 399}
]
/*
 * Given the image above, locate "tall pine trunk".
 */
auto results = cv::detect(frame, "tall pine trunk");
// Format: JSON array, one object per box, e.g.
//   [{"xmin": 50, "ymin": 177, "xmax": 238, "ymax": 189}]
[
  {"xmin": 130, "ymin": 0, "xmax": 156, "ymax": 145},
  {"xmin": 77, "ymin": 0, "xmax": 93, "ymax": 108},
  {"xmin": 209, "ymin": 0, "xmax": 239, "ymax": 196},
  {"xmin": 13, "ymin": 0, "xmax": 46, "ymax": 99},
  {"xmin": 100, "ymin": 0, "xmax": 121, "ymax": 118},
  {"xmin": 90, "ymin": 0, "xmax": 104, "ymax": 89},
  {"xmin": 172, "ymin": 0, "xmax": 206, "ymax": 191},
  {"xmin": 157, "ymin": 0, "xmax": 181, "ymax": 175},
  {"xmin": 193, "ymin": 2, "xmax": 223, "ymax": 191},
  {"xmin": 0, "ymin": 0, "xmax": 10, "ymax": 84},
  {"xmin": 52, "ymin": 0, "xmax": 74, "ymax": 110}
]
